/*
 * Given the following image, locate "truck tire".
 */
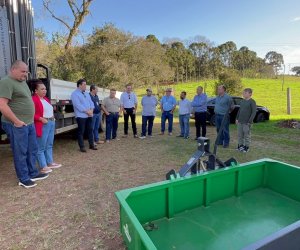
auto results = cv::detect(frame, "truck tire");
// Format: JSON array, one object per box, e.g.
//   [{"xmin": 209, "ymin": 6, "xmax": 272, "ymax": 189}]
[
  {"xmin": 256, "ymin": 112, "xmax": 266, "ymax": 123},
  {"xmin": 210, "ymin": 114, "xmax": 216, "ymax": 126}
]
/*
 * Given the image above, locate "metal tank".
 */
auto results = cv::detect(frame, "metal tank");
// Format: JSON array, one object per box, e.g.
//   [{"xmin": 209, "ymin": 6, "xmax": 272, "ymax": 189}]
[{"xmin": 0, "ymin": 0, "xmax": 36, "ymax": 79}]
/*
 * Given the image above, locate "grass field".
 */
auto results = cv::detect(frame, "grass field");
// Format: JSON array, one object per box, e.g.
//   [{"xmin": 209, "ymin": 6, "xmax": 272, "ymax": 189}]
[{"xmin": 135, "ymin": 76, "xmax": 300, "ymax": 122}]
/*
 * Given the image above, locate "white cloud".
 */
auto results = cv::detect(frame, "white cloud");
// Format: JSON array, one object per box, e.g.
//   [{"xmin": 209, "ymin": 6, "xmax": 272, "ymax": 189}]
[{"xmin": 291, "ymin": 17, "xmax": 300, "ymax": 22}]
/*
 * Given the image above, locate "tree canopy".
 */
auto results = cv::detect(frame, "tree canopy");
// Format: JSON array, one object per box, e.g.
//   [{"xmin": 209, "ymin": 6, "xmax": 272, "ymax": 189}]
[{"xmin": 36, "ymin": 24, "xmax": 284, "ymax": 88}]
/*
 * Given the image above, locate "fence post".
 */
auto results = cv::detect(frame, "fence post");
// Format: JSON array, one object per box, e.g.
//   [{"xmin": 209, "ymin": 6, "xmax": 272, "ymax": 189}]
[{"xmin": 287, "ymin": 88, "xmax": 292, "ymax": 115}]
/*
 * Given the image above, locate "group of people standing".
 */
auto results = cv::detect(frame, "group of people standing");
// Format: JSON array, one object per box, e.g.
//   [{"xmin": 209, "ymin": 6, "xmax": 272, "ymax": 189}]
[
  {"xmin": 0, "ymin": 61, "xmax": 61, "ymax": 188},
  {"xmin": 71, "ymin": 80, "xmax": 257, "ymax": 155},
  {"xmin": 0, "ymin": 60, "xmax": 257, "ymax": 188}
]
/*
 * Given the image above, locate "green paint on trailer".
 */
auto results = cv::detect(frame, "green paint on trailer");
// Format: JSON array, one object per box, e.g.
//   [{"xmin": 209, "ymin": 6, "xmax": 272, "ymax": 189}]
[{"xmin": 115, "ymin": 159, "xmax": 300, "ymax": 250}]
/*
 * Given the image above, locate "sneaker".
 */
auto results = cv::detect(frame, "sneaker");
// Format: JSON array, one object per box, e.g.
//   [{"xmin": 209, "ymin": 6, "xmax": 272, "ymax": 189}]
[
  {"xmin": 112, "ymin": 138, "xmax": 120, "ymax": 141},
  {"xmin": 18, "ymin": 180, "xmax": 37, "ymax": 188},
  {"xmin": 31, "ymin": 173, "xmax": 49, "ymax": 182},
  {"xmin": 106, "ymin": 140, "xmax": 110, "ymax": 143},
  {"xmin": 242, "ymin": 146, "xmax": 249, "ymax": 153},
  {"xmin": 168, "ymin": 133, "xmax": 173, "ymax": 136},
  {"xmin": 134, "ymin": 134, "xmax": 138, "ymax": 138},
  {"xmin": 89, "ymin": 146, "xmax": 98, "ymax": 150},
  {"xmin": 48, "ymin": 163, "xmax": 62, "ymax": 169},
  {"xmin": 122, "ymin": 135, "xmax": 128, "ymax": 138},
  {"xmin": 148, "ymin": 135, "xmax": 154, "ymax": 138},
  {"xmin": 184, "ymin": 136, "xmax": 190, "ymax": 139},
  {"xmin": 40, "ymin": 167, "xmax": 53, "ymax": 174},
  {"xmin": 176, "ymin": 135, "xmax": 184, "ymax": 137},
  {"xmin": 236, "ymin": 145, "xmax": 244, "ymax": 151},
  {"xmin": 139, "ymin": 136, "xmax": 146, "ymax": 139},
  {"xmin": 159, "ymin": 132, "xmax": 164, "ymax": 135},
  {"xmin": 80, "ymin": 148, "xmax": 87, "ymax": 153}
]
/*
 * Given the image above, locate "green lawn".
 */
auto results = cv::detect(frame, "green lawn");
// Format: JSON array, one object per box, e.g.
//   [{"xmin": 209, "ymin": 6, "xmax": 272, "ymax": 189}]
[{"xmin": 134, "ymin": 76, "xmax": 300, "ymax": 122}]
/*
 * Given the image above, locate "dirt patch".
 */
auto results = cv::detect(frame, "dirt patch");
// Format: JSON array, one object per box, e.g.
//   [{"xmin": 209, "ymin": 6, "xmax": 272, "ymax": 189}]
[
  {"xmin": 0, "ymin": 124, "xmax": 201, "ymax": 250},
  {"xmin": 277, "ymin": 119, "xmax": 300, "ymax": 129}
]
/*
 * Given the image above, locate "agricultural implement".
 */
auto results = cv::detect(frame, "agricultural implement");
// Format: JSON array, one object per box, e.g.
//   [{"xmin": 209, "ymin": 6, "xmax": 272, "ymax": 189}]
[{"xmin": 116, "ymin": 112, "xmax": 300, "ymax": 249}]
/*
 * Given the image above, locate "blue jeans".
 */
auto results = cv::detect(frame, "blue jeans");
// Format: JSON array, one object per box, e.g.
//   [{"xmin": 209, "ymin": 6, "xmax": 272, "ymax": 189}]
[
  {"xmin": 2, "ymin": 122, "xmax": 39, "ymax": 182},
  {"xmin": 141, "ymin": 116, "xmax": 155, "ymax": 136},
  {"xmin": 179, "ymin": 114, "xmax": 190, "ymax": 138},
  {"xmin": 161, "ymin": 111, "xmax": 173, "ymax": 133},
  {"xmin": 92, "ymin": 113, "xmax": 101, "ymax": 142},
  {"xmin": 215, "ymin": 114, "xmax": 230, "ymax": 145},
  {"xmin": 37, "ymin": 120, "xmax": 55, "ymax": 168},
  {"xmin": 106, "ymin": 113, "xmax": 119, "ymax": 140}
]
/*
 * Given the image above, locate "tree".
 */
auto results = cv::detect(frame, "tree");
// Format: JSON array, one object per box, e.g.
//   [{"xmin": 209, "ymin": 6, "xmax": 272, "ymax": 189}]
[
  {"xmin": 265, "ymin": 51, "xmax": 284, "ymax": 75},
  {"xmin": 215, "ymin": 70, "xmax": 243, "ymax": 96},
  {"xmin": 218, "ymin": 41, "xmax": 237, "ymax": 68},
  {"xmin": 43, "ymin": 0, "xmax": 94, "ymax": 50},
  {"xmin": 189, "ymin": 42, "xmax": 210, "ymax": 79},
  {"xmin": 165, "ymin": 42, "xmax": 194, "ymax": 82},
  {"xmin": 291, "ymin": 66, "xmax": 300, "ymax": 76},
  {"xmin": 146, "ymin": 34, "xmax": 160, "ymax": 45},
  {"xmin": 208, "ymin": 47, "xmax": 223, "ymax": 79},
  {"xmin": 80, "ymin": 24, "xmax": 172, "ymax": 88}
]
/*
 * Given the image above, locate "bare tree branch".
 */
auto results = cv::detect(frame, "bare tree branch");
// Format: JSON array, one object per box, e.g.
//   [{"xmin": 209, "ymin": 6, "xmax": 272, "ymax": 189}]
[
  {"xmin": 43, "ymin": 0, "xmax": 71, "ymax": 30},
  {"xmin": 42, "ymin": 0, "xmax": 94, "ymax": 50},
  {"xmin": 67, "ymin": 0, "xmax": 79, "ymax": 17}
]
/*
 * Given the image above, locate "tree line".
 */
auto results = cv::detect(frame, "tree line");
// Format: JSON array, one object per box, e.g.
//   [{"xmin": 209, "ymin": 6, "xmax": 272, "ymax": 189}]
[{"xmin": 35, "ymin": 24, "xmax": 284, "ymax": 89}]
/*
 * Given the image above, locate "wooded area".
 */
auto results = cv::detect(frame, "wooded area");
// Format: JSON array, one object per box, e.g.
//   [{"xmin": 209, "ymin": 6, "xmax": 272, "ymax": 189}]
[{"xmin": 36, "ymin": 0, "xmax": 285, "ymax": 89}]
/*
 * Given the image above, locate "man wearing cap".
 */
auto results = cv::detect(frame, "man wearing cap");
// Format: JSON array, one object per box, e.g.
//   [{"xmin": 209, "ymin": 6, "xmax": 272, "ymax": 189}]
[
  {"xmin": 139, "ymin": 88, "xmax": 158, "ymax": 139},
  {"xmin": 120, "ymin": 83, "xmax": 138, "ymax": 138},
  {"xmin": 160, "ymin": 88, "xmax": 177, "ymax": 136}
]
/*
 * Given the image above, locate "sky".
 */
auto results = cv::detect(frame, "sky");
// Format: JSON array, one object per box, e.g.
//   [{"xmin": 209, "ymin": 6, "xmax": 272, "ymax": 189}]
[{"xmin": 32, "ymin": 0, "xmax": 300, "ymax": 72}]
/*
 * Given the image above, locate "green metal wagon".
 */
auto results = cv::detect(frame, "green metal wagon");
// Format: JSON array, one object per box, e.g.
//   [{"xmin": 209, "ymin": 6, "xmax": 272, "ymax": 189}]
[{"xmin": 115, "ymin": 159, "xmax": 300, "ymax": 250}]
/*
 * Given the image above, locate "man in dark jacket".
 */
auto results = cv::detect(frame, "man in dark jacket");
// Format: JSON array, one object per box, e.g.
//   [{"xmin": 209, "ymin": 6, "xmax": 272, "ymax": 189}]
[{"xmin": 90, "ymin": 85, "xmax": 104, "ymax": 144}]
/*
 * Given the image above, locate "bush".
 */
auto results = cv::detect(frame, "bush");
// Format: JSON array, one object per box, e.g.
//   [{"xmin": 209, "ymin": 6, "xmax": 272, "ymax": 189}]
[{"xmin": 215, "ymin": 70, "xmax": 243, "ymax": 96}]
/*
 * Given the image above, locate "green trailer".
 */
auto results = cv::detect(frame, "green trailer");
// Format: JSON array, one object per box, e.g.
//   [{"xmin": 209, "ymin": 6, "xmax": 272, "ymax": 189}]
[{"xmin": 115, "ymin": 159, "xmax": 300, "ymax": 250}]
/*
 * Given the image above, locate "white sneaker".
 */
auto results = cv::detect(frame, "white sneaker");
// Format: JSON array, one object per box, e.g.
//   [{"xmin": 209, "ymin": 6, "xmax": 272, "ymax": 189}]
[{"xmin": 139, "ymin": 136, "xmax": 146, "ymax": 139}]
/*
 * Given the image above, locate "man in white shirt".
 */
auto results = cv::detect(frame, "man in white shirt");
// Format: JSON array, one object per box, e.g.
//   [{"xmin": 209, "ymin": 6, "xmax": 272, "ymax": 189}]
[
  {"xmin": 177, "ymin": 91, "xmax": 192, "ymax": 139},
  {"xmin": 120, "ymin": 83, "xmax": 138, "ymax": 138}
]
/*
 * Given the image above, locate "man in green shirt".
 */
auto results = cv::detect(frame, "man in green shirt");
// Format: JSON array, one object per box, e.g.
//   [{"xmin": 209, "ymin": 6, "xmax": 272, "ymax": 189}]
[
  {"xmin": 0, "ymin": 60, "xmax": 48, "ymax": 188},
  {"xmin": 236, "ymin": 88, "xmax": 257, "ymax": 153}
]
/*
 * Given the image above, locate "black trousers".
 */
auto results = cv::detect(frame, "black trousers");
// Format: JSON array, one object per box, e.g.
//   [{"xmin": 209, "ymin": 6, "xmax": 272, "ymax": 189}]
[
  {"xmin": 195, "ymin": 112, "xmax": 207, "ymax": 137},
  {"xmin": 124, "ymin": 108, "xmax": 137, "ymax": 135},
  {"xmin": 76, "ymin": 117, "xmax": 94, "ymax": 149}
]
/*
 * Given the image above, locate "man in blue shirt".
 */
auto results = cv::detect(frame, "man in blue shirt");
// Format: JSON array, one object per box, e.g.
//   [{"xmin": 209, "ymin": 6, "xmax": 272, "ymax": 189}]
[
  {"xmin": 89, "ymin": 85, "xmax": 104, "ymax": 145},
  {"xmin": 139, "ymin": 88, "xmax": 158, "ymax": 139},
  {"xmin": 191, "ymin": 86, "xmax": 208, "ymax": 140},
  {"xmin": 214, "ymin": 85, "xmax": 234, "ymax": 148},
  {"xmin": 71, "ymin": 79, "xmax": 97, "ymax": 152},
  {"xmin": 120, "ymin": 84, "xmax": 138, "ymax": 138},
  {"xmin": 177, "ymin": 91, "xmax": 192, "ymax": 139},
  {"xmin": 160, "ymin": 88, "xmax": 177, "ymax": 135}
]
